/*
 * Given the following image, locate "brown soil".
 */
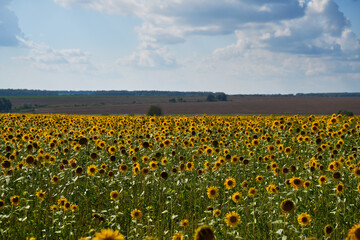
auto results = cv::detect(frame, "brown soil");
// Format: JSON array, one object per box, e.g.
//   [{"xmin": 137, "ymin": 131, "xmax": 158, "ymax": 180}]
[{"xmin": 10, "ymin": 96, "xmax": 360, "ymax": 115}]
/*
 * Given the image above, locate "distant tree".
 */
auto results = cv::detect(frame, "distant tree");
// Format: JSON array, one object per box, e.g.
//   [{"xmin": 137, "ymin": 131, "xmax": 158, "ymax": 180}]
[
  {"xmin": 206, "ymin": 94, "xmax": 216, "ymax": 102},
  {"xmin": 0, "ymin": 98, "xmax": 12, "ymax": 112},
  {"xmin": 337, "ymin": 110, "xmax": 354, "ymax": 116},
  {"xmin": 147, "ymin": 105, "xmax": 163, "ymax": 116},
  {"xmin": 216, "ymin": 93, "xmax": 227, "ymax": 101},
  {"xmin": 169, "ymin": 98, "xmax": 176, "ymax": 103}
]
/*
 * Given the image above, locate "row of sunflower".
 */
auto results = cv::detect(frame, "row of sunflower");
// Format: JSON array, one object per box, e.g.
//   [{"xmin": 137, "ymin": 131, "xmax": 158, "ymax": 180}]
[{"xmin": 1, "ymin": 113, "xmax": 360, "ymax": 239}]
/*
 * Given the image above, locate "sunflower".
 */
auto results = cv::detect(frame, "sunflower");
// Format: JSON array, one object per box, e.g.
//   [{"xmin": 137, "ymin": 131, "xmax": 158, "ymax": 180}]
[
  {"xmin": 303, "ymin": 180, "xmax": 311, "ymax": 189},
  {"xmin": 232, "ymin": 192, "xmax": 242, "ymax": 203},
  {"xmin": 336, "ymin": 182, "xmax": 345, "ymax": 195},
  {"xmin": 131, "ymin": 208, "xmax": 142, "ymax": 220},
  {"xmin": 241, "ymin": 180, "xmax": 248, "ymax": 189},
  {"xmin": 256, "ymin": 175, "xmax": 263, "ymax": 183},
  {"xmin": 50, "ymin": 205, "xmax": 58, "ymax": 211},
  {"xmin": 149, "ymin": 161, "xmax": 158, "ymax": 170},
  {"xmin": 353, "ymin": 167, "xmax": 360, "ymax": 178},
  {"xmin": 318, "ymin": 175, "xmax": 328, "ymax": 185},
  {"xmin": 213, "ymin": 209, "xmax": 221, "ymax": 217},
  {"xmin": 75, "ymin": 166, "xmax": 83, "ymax": 176},
  {"xmin": 290, "ymin": 176, "xmax": 303, "ymax": 189},
  {"xmin": 71, "ymin": 204, "xmax": 79, "ymax": 211},
  {"xmin": 119, "ymin": 163, "xmax": 128, "ymax": 173},
  {"xmin": 266, "ymin": 184, "xmax": 278, "ymax": 194},
  {"xmin": 297, "ymin": 212, "xmax": 311, "ymax": 226},
  {"xmin": 180, "ymin": 219, "xmax": 189, "ymax": 227},
  {"xmin": 87, "ymin": 165, "xmax": 97, "ymax": 176},
  {"xmin": 207, "ymin": 186, "xmax": 219, "ymax": 199},
  {"xmin": 224, "ymin": 177, "xmax": 236, "ymax": 190},
  {"xmin": 11, "ymin": 195, "xmax": 20, "ymax": 206},
  {"xmin": 248, "ymin": 187, "xmax": 257, "ymax": 197},
  {"xmin": 284, "ymin": 147, "xmax": 292, "ymax": 155},
  {"xmin": 36, "ymin": 190, "xmax": 46, "ymax": 200},
  {"xmin": 347, "ymin": 222, "xmax": 360, "ymax": 240},
  {"xmin": 224, "ymin": 211, "xmax": 241, "ymax": 228},
  {"xmin": 280, "ymin": 199, "xmax": 295, "ymax": 214},
  {"xmin": 194, "ymin": 225, "xmax": 215, "ymax": 240},
  {"xmin": 186, "ymin": 162, "xmax": 194, "ymax": 171},
  {"xmin": 63, "ymin": 202, "xmax": 71, "ymax": 211},
  {"xmin": 93, "ymin": 229, "xmax": 125, "ymax": 240},
  {"xmin": 108, "ymin": 146, "xmax": 116, "ymax": 154},
  {"xmin": 110, "ymin": 190, "xmax": 119, "ymax": 201},
  {"xmin": 0, "ymin": 200, "xmax": 5, "ymax": 209},
  {"xmin": 172, "ymin": 232, "xmax": 183, "ymax": 240},
  {"xmin": 58, "ymin": 197, "xmax": 68, "ymax": 207},
  {"xmin": 324, "ymin": 224, "xmax": 333, "ymax": 237}
]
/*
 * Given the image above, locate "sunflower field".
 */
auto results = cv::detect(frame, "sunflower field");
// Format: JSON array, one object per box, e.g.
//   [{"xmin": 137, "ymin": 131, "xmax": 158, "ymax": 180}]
[{"xmin": 1, "ymin": 113, "xmax": 360, "ymax": 239}]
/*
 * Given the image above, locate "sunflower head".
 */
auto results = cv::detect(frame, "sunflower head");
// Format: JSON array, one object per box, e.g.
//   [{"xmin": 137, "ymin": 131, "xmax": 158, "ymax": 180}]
[
  {"xmin": 131, "ymin": 208, "xmax": 142, "ymax": 220},
  {"xmin": 110, "ymin": 190, "xmax": 119, "ymax": 201},
  {"xmin": 194, "ymin": 225, "xmax": 215, "ymax": 240},
  {"xmin": 324, "ymin": 224, "xmax": 333, "ymax": 237},
  {"xmin": 347, "ymin": 222, "xmax": 360, "ymax": 240},
  {"xmin": 93, "ymin": 228, "xmax": 125, "ymax": 240},
  {"xmin": 225, "ymin": 211, "xmax": 241, "ymax": 228},
  {"xmin": 280, "ymin": 199, "xmax": 295, "ymax": 214},
  {"xmin": 297, "ymin": 212, "xmax": 311, "ymax": 226},
  {"xmin": 207, "ymin": 186, "xmax": 219, "ymax": 199},
  {"xmin": 224, "ymin": 177, "xmax": 236, "ymax": 190}
]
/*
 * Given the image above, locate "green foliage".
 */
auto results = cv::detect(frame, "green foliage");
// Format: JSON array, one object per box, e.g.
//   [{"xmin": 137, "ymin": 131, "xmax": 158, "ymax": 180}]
[
  {"xmin": 337, "ymin": 109, "xmax": 354, "ymax": 116},
  {"xmin": 206, "ymin": 94, "xmax": 216, "ymax": 102},
  {"xmin": 0, "ymin": 98, "xmax": 12, "ymax": 112},
  {"xmin": 147, "ymin": 105, "xmax": 163, "ymax": 116},
  {"xmin": 216, "ymin": 93, "xmax": 227, "ymax": 101},
  {"xmin": 207, "ymin": 93, "xmax": 227, "ymax": 102}
]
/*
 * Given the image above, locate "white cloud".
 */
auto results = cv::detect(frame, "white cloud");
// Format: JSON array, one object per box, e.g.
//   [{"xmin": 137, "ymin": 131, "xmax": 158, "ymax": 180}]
[
  {"xmin": 0, "ymin": 0, "xmax": 23, "ymax": 46},
  {"xmin": 52, "ymin": 0, "xmax": 360, "ymax": 92},
  {"xmin": 14, "ymin": 38, "xmax": 94, "ymax": 72}
]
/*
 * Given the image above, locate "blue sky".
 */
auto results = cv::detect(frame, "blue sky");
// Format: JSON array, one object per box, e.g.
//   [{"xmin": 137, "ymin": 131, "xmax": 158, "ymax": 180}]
[{"xmin": 0, "ymin": 0, "xmax": 359, "ymax": 94}]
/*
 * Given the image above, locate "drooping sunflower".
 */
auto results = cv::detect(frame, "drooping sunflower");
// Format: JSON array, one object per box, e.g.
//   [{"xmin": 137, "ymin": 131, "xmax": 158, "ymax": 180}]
[
  {"xmin": 347, "ymin": 222, "xmax": 360, "ymax": 240},
  {"xmin": 232, "ymin": 192, "xmax": 242, "ymax": 203},
  {"xmin": 324, "ymin": 224, "xmax": 333, "ymax": 237},
  {"xmin": 10, "ymin": 195, "xmax": 20, "ymax": 206},
  {"xmin": 0, "ymin": 200, "xmax": 5, "ymax": 209},
  {"xmin": 280, "ymin": 199, "xmax": 295, "ymax": 214},
  {"xmin": 194, "ymin": 225, "xmax": 215, "ymax": 240},
  {"xmin": 87, "ymin": 164, "xmax": 97, "ymax": 176},
  {"xmin": 297, "ymin": 212, "xmax": 311, "ymax": 226},
  {"xmin": 131, "ymin": 208, "xmax": 142, "ymax": 220},
  {"xmin": 207, "ymin": 186, "xmax": 219, "ymax": 199},
  {"xmin": 224, "ymin": 177, "xmax": 236, "ymax": 190},
  {"xmin": 110, "ymin": 190, "xmax": 119, "ymax": 201},
  {"xmin": 93, "ymin": 229, "xmax": 125, "ymax": 240},
  {"xmin": 224, "ymin": 211, "xmax": 241, "ymax": 228}
]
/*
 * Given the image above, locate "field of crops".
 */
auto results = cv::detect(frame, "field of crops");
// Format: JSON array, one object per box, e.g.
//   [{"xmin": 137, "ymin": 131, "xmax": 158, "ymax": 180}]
[{"xmin": 1, "ymin": 113, "xmax": 360, "ymax": 239}]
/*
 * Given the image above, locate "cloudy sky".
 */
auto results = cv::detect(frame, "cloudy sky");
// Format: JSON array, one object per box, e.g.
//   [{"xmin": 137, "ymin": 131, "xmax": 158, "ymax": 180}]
[{"xmin": 0, "ymin": 0, "xmax": 359, "ymax": 94}]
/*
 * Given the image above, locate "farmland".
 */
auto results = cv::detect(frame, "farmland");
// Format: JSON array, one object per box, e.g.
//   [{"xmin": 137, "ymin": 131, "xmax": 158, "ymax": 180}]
[
  {"xmin": 7, "ymin": 95, "xmax": 360, "ymax": 115},
  {"xmin": 1, "ymin": 113, "xmax": 360, "ymax": 239}
]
